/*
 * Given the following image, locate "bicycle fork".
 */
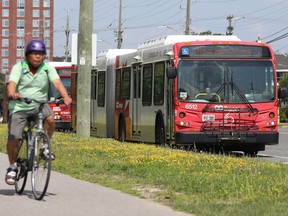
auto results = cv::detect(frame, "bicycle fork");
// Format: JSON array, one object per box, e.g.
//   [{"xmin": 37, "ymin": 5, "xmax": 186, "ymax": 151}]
[
  {"xmin": 26, "ymin": 131, "xmax": 34, "ymax": 172},
  {"xmin": 17, "ymin": 131, "xmax": 31, "ymax": 178}
]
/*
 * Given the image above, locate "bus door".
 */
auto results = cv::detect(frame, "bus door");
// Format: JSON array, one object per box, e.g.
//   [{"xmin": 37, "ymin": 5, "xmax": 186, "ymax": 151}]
[
  {"xmin": 90, "ymin": 69, "xmax": 97, "ymax": 134},
  {"xmin": 132, "ymin": 64, "xmax": 141, "ymax": 138},
  {"xmin": 167, "ymin": 73, "xmax": 174, "ymax": 144}
]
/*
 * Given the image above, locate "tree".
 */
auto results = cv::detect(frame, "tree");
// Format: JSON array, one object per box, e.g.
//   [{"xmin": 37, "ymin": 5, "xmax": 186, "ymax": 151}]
[
  {"xmin": 198, "ymin": 31, "xmax": 222, "ymax": 36},
  {"xmin": 278, "ymin": 73, "xmax": 288, "ymax": 122},
  {"xmin": 279, "ymin": 73, "xmax": 288, "ymax": 88},
  {"xmin": 200, "ymin": 31, "xmax": 212, "ymax": 35}
]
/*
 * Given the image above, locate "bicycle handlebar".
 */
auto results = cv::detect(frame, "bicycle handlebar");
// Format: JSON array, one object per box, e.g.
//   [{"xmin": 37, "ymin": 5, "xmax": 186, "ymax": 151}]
[{"xmin": 8, "ymin": 97, "xmax": 50, "ymax": 105}]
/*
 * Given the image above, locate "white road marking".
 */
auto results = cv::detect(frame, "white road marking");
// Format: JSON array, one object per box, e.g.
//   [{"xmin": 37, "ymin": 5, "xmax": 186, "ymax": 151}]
[{"xmin": 258, "ymin": 153, "xmax": 288, "ymax": 161}]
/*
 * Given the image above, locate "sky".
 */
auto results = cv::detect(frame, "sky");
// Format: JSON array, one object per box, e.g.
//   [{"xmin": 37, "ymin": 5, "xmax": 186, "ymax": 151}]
[{"xmin": 54, "ymin": 0, "xmax": 288, "ymax": 57}]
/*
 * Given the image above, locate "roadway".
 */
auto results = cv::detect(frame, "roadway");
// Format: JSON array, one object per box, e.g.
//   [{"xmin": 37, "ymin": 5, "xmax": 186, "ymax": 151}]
[{"xmin": 258, "ymin": 127, "xmax": 288, "ymax": 164}]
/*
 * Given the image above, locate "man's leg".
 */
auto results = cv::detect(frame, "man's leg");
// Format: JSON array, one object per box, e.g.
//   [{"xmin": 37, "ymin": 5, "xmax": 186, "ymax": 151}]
[
  {"xmin": 44, "ymin": 115, "xmax": 55, "ymax": 138},
  {"xmin": 6, "ymin": 139, "xmax": 20, "ymax": 165},
  {"xmin": 42, "ymin": 105, "xmax": 56, "ymax": 160},
  {"xmin": 6, "ymin": 112, "xmax": 26, "ymax": 185},
  {"xmin": 43, "ymin": 114, "xmax": 56, "ymax": 160}
]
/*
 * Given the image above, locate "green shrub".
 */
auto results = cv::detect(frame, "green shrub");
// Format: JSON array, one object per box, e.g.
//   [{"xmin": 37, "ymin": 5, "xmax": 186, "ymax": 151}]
[{"xmin": 279, "ymin": 106, "xmax": 288, "ymax": 122}]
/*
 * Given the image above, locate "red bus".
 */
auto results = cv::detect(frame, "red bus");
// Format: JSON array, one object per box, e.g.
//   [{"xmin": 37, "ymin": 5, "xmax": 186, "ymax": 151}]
[
  {"xmin": 48, "ymin": 61, "xmax": 73, "ymax": 131},
  {"xmin": 90, "ymin": 35, "xmax": 287, "ymax": 155}
]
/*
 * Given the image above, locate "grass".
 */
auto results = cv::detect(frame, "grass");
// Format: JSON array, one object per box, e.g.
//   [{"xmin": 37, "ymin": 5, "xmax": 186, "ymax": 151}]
[{"xmin": 1, "ymin": 124, "xmax": 288, "ymax": 215}]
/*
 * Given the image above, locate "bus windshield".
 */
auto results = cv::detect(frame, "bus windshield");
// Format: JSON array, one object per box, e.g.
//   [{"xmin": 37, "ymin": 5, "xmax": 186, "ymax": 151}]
[
  {"xmin": 49, "ymin": 77, "xmax": 71, "ymax": 100},
  {"xmin": 177, "ymin": 60, "xmax": 275, "ymax": 103}
]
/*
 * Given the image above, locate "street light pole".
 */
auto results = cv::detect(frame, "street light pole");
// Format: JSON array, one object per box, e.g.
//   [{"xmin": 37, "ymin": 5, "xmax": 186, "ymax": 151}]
[
  {"xmin": 98, "ymin": 39, "xmax": 114, "ymax": 46},
  {"xmin": 64, "ymin": 8, "xmax": 71, "ymax": 62},
  {"xmin": 226, "ymin": 15, "xmax": 244, "ymax": 35},
  {"xmin": 226, "ymin": 15, "xmax": 234, "ymax": 35},
  {"xmin": 159, "ymin": 25, "xmax": 184, "ymax": 34}
]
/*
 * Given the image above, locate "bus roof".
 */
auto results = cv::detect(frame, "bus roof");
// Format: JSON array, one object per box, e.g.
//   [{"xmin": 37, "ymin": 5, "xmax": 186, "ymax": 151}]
[
  {"xmin": 137, "ymin": 35, "xmax": 241, "ymax": 50},
  {"xmin": 97, "ymin": 49, "xmax": 136, "ymax": 59},
  {"xmin": 47, "ymin": 61, "xmax": 72, "ymax": 68},
  {"xmin": 97, "ymin": 49, "xmax": 137, "ymax": 70}
]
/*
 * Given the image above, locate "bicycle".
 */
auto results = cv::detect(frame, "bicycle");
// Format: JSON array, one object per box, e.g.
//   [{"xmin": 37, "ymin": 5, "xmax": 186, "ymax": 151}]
[{"xmin": 14, "ymin": 97, "xmax": 52, "ymax": 200}]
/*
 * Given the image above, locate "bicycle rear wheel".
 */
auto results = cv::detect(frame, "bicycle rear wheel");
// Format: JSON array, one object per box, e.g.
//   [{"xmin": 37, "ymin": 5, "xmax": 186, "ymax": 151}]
[
  {"xmin": 15, "ymin": 134, "xmax": 29, "ymax": 194},
  {"xmin": 31, "ymin": 132, "xmax": 51, "ymax": 200}
]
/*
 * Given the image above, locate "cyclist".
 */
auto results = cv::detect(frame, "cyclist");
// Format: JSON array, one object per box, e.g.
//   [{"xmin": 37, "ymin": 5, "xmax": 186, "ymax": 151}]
[{"xmin": 5, "ymin": 39, "xmax": 72, "ymax": 185}]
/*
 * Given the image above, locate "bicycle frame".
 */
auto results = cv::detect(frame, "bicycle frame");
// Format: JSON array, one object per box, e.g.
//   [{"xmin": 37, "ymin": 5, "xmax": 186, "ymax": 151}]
[{"xmin": 15, "ymin": 98, "xmax": 52, "ymax": 200}]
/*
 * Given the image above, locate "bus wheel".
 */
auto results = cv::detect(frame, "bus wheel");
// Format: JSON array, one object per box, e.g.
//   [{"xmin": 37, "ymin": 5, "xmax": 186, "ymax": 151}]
[
  {"xmin": 244, "ymin": 151, "xmax": 258, "ymax": 157},
  {"xmin": 155, "ymin": 119, "xmax": 166, "ymax": 146},
  {"xmin": 118, "ymin": 118, "xmax": 126, "ymax": 142}
]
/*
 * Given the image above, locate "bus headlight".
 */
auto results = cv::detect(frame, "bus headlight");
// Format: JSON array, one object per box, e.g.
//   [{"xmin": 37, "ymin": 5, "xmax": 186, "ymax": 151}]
[
  {"xmin": 180, "ymin": 121, "xmax": 190, "ymax": 126},
  {"xmin": 269, "ymin": 112, "xmax": 275, "ymax": 118},
  {"xmin": 266, "ymin": 121, "xmax": 275, "ymax": 126},
  {"xmin": 54, "ymin": 115, "xmax": 61, "ymax": 120},
  {"xmin": 179, "ymin": 112, "xmax": 186, "ymax": 118}
]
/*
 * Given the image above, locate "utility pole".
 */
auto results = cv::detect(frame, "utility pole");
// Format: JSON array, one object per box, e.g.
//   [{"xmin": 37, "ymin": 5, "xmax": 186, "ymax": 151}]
[
  {"xmin": 64, "ymin": 8, "xmax": 71, "ymax": 62},
  {"xmin": 77, "ymin": 0, "xmax": 93, "ymax": 137},
  {"xmin": 185, "ymin": 0, "xmax": 190, "ymax": 35},
  {"xmin": 226, "ymin": 15, "xmax": 234, "ymax": 35},
  {"xmin": 117, "ymin": 0, "xmax": 122, "ymax": 49}
]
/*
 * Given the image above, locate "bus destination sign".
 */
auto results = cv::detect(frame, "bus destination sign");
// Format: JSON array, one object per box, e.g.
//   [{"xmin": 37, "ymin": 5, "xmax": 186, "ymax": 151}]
[{"xmin": 180, "ymin": 45, "xmax": 271, "ymax": 58}]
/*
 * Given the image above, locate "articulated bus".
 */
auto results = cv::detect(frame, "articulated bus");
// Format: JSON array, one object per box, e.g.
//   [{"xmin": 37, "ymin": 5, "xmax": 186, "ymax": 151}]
[
  {"xmin": 90, "ymin": 35, "xmax": 287, "ymax": 155},
  {"xmin": 48, "ymin": 61, "xmax": 73, "ymax": 130},
  {"xmin": 91, "ymin": 49, "xmax": 136, "ymax": 137}
]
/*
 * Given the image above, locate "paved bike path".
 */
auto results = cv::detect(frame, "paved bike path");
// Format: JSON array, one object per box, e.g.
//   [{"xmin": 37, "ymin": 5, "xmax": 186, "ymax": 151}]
[{"xmin": 0, "ymin": 153, "xmax": 193, "ymax": 216}]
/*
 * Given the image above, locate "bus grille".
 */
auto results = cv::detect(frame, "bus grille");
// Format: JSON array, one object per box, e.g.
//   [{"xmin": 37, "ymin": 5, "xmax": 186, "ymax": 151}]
[{"xmin": 201, "ymin": 107, "xmax": 258, "ymax": 132}]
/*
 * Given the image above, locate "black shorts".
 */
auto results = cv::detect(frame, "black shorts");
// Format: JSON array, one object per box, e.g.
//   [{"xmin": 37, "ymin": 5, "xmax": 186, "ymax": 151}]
[{"xmin": 8, "ymin": 104, "xmax": 54, "ymax": 140}]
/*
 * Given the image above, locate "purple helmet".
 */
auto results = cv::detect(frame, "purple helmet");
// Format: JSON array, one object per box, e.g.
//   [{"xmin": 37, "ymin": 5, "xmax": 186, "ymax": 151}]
[{"xmin": 25, "ymin": 40, "xmax": 47, "ymax": 56}]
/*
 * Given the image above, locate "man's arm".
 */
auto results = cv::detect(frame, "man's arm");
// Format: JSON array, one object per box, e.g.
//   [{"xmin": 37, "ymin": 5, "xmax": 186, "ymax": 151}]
[
  {"xmin": 52, "ymin": 79, "xmax": 72, "ymax": 105},
  {"xmin": 7, "ymin": 81, "xmax": 21, "ymax": 99}
]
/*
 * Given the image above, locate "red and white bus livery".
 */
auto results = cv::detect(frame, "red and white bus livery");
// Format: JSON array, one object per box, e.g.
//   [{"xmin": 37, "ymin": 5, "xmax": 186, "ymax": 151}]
[
  {"xmin": 90, "ymin": 35, "xmax": 287, "ymax": 155},
  {"xmin": 48, "ymin": 61, "xmax": 72, "ymax": 130}
]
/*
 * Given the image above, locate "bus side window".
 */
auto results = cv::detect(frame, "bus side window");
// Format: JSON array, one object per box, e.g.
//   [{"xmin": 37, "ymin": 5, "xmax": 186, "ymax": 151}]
[
  {"xmin": 154, "ymin": 62, "xmax": 165, "ymax": 105},
  {"xmin": 142, "ymin": 64, "xmax": 152, "ymax": 106},
  {"xmin": 97, "ymin": 71, "xmax": 105, "ymax": 107},
  {"xmin": 122, "ymin": 68, "xmax": 131, "ymax": 100}
]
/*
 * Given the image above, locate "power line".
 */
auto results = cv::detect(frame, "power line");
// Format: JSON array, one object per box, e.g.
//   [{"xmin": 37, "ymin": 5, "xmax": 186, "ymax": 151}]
[
  {"xmin": 242, "ymin": 0, "xmax": 287, "ymax": 16},
  {"xmin": 266, "ymin": 32, "xmax": 288, "ymax": 44},
  {"xmin": 262, "ymin": 26, "xmax": 288, "ymax": 40}
]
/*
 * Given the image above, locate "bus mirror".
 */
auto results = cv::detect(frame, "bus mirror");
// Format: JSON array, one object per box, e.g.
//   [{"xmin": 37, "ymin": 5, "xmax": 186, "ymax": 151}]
[
  {"xmin": 278, "ymin": 87, "xmax": 288, "ymax": 99},
  {"xmin": 166, "ymin": 67, "xmax": 177, "ymax": 79}
]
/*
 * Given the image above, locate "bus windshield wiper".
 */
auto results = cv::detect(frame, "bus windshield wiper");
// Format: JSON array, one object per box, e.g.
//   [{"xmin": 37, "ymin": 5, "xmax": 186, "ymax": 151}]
[{"xmin": 203, "ymin": 65, "xmax": 258, "ymax": 114}]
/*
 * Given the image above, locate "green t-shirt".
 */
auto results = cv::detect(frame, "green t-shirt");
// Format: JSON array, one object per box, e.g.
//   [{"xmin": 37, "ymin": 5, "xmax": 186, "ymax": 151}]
[{"xmin": 8, "ymin": 61, "xmax": 60, "ymax": 115}]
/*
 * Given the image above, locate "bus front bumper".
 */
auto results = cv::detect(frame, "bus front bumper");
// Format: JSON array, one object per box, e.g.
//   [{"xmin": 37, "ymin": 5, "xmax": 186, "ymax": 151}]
[
  {"xmin": 175, "ymin": 131, "xmax": 279, "ymax": 150},
  {"xmin": 55, "ymin": 121, "xmax": 71, "ymax": 130}
]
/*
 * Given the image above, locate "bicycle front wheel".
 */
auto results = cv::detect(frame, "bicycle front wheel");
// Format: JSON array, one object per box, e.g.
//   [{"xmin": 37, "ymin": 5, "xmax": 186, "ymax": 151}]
[
  {"xmin": 31, "ymin": 132, "xmax": 51, "ymax": 200},
  {"xmin": 15, "ymin": 134, "xmax": 29, "ymax": 194}
]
